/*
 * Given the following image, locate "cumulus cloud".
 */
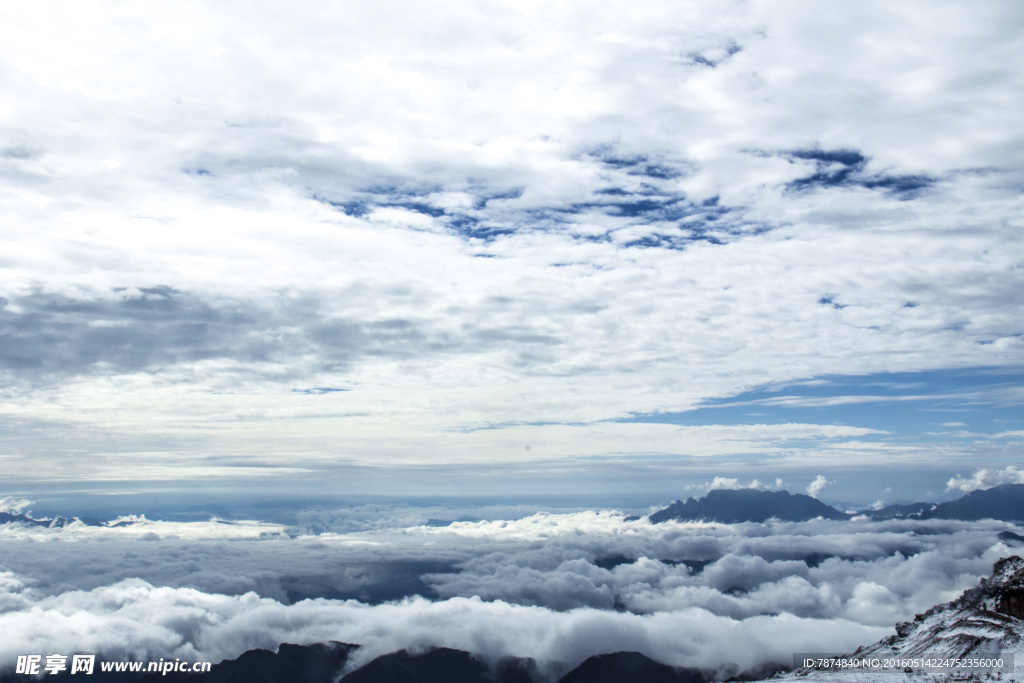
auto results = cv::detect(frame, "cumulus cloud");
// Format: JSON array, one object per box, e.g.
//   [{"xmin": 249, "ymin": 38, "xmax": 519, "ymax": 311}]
[
  {"xmin": 805, "ymin": 475, "xmax": 830, "ymax": 498},
  {"xmin": 0, "ymin": 497, "xmax": 32, "ymax": 514},
  {"xmin": 709, "ymin": 477, "xmax": 762, "ymax": 491},
  {"xmin": 684, "ymin": 477, "xmax": 787, "ymax": 493},
  {"xmin": 946, "ymin": 466, "xmax": 1024, "ymax": 493}
]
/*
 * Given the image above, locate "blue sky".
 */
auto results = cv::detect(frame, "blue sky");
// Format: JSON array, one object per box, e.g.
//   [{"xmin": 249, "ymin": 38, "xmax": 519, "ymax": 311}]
[
  {"xmin": 621, "ymin": 368, "xmax": 1023, "ymax": 441},
  {"xmin": 0, "ymin": 0, "xmax": 1022, "ymax": 510}
]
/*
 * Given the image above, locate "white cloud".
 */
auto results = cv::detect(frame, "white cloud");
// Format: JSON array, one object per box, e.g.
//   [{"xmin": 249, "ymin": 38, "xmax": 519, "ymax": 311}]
[
  {"xmin": 946, "ymin": 466, "xmax": 1024, "ymax": 493},
  {"xmin": 0, "ymin": 510, "xmax": 1019, "ymax": 676},
  {"xmin": 4, "ymin": 509, "xmax": 1019, "ymax": 675},
  {"xmin": 1, "ymin": 509, "xmax": 1016, "ymax": 621},
  {"xmin": 0, "ymin": 0, "xmax": 1019, "ymax": 492},
  {"xmin": 708, "ymin": 477, "xmax": 759, "ymax": 491},
  {"xmin": 2, "ymin": 2, "xmax": 1022, "ymax": 672},
  {"xmin": 805, "ymin": 475, "xmax": 830, "ymax": 498},
  {"xmin": 0, "ymin": 498, "xmax": 32, "ymax": 514},
  {"xmin": 692, "ymin": 477, "xmax": 786, "ymax": 492},
  {"xmin": 0, "ymin": 578, "xmax": 889, "ymax": 679}
]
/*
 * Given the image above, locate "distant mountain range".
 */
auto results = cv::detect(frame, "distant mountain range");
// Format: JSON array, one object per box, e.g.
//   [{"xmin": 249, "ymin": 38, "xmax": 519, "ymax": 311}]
[
  {"xmin": 648, "ymin": 483, "xmax": 1024, "ymax": 524},
  {"xmin": 4, "ymin": 483, "xmax": 1021, "ymax": 531},
  {"xmin": 857, "ymin": 483, "xmax": 1024, "ymax": 522},
  {"xmin": 0, "ymin": 511, "xmax": 108, "ymax": 528},
  {"xmin": 648, "ymin": 489, "xmax": 848, "ymax": 524}
]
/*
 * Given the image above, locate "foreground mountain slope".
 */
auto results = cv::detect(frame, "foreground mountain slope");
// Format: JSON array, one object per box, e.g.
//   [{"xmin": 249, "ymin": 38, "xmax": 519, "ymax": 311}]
[
  {"xmin": 782, "ymin": 555, "xmax": 1024, "ymax": 681},
  {"xmin": 855, "ymin": 554, "xmax": 1024, "ymax": 660}
]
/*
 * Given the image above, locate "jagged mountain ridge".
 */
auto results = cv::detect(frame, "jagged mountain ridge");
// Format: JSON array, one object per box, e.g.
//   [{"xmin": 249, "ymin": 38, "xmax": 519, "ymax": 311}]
[
  {"xmin": 649, "ymin": 489, "xmax": 848, "ymax": 524},
  {"xmin": 0, "ymin": 511, "xmax": 108, "ymax": 528},
  {"xmin": 858, "ymin": 501, "xmax": 934, "ymax": 520},
  {"xmin": 4, "ymin": 483, "xmax": 1022, "ymax": 531},
  {"xmin": 556, "ymin": 652, "xmax": 706, "ymax": 683},
  {"xmin": 0, "ymin": 509, "xmax": 120, "ymax": 532},
  {"xmin": 859, "ymin": 483, "xmax": 1024, "ymax": 522},
  {"xmin": 649, "ymin": 483, "xmax": 1024, "ymax": 525},
  {"xmin": 920, "ymin": 483, "xmax": 1024, "ymax": 521},
  {"xmin": 337, "ymin": 647, "xmax": 537, "ymax": 683}
]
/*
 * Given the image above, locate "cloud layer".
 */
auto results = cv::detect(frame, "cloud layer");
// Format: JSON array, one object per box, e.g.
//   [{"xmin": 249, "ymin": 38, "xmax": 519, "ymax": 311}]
[{"xmin": 1, "ymin": 507, "xmax": 1020, "ymax": 676}]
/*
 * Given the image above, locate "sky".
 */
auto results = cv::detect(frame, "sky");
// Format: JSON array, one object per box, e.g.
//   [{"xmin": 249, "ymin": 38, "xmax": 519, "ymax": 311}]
[{"xmin": 1, "ymin": 0, "xmax": 1023, "ymax": 510}]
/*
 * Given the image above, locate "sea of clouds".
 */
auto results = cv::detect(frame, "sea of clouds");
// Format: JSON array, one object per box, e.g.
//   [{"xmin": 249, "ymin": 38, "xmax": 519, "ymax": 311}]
[{"xmin": 1, "ymin": 506, "xmax": 1020, "ymax": 678}]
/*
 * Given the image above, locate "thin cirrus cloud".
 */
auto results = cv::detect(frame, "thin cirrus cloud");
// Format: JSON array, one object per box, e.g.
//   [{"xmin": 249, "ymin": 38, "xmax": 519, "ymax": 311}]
[{"xmin": 0, "ymin": 0, "xmax": 1022, "ymax": 494}]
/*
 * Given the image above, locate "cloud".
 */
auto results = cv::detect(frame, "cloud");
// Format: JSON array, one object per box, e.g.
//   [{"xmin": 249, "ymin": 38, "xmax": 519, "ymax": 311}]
[
  {"xmin": 685, "ymin": 477, "xmax": 786, "ymax": 493},
  {"xmin": 1, "ymin": 509, "xmax": 1016, "ymax": 621},
  {"xmin": 0, "ymin": 0, "xmax": 1020, "ymax": 498},
  {"xmin": 0, "ymin": 498, "xmax": 32, "ymax": 514},
  {"xmin": 1, "ymin": 3, "xmax": 1021, "ymax": 674},
  {"xmin": 0, "ymin": 577, "xmax": 889, "ymax": 680},
  {"xmin": 946, "ymin": 466, "xmax": 1024, "ymax": 493},
  {"xmin": 708, "ymin": 477, "xmax": 763, "ymax": 491},
  {"xmin": 805, "ymin": 475, "xmax": 830, "ymax": 498},
  {"xmin": 1, "ymin": 508, "xmax": 1020, "ymax": 677}
]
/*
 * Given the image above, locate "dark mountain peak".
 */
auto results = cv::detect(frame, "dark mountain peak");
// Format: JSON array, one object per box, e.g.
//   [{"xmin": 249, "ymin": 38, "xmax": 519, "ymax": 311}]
[
  {"xmin": 968, "ymin": 482, "xmax": 1023, "ymax": 498},
  {"xmin": 855, "ymin": 483, "xmax": 1024, "ymax": 522},
  {"xmin": 138, "ymin": 641, "xmax": 358, "ymax": 683},
  {"xmin": 857, "ymin": 501, "xmax": 934, "ymax": 520},
  {"xmin": 921, "ymin": 483, "xmax": 1024, "ymax": 521},
  {"xmin": 0, "ymin": 510, "xmax": 136, "ymax": 529},
  {"xmin": 0, "ymin": 511, "xmax": 49, "ymax": 528},
  {"xmin": 555, "ymin": 652, "xmax": 706, "ymax": 683},
  {"xmin": 0, "ymin": 511, "xmax": 98, "ymax": 528},
  {"xmin": 339, "ymin": 647, "xmax": 537, "ymax": 683},
  {"xmin": 649, "ymin": 489, "xmax": 847, "ymax": 524},
  {"xmin": 999, "ymin": 530, "xmax": 1024, "ymax": 545}
]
